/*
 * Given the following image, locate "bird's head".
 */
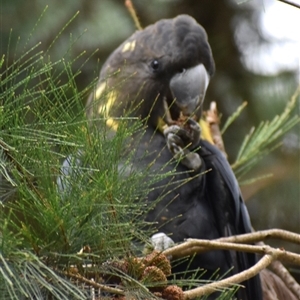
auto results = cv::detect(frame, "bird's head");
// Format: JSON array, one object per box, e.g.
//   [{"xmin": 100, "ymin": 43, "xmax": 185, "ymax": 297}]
[{"xmin": 86, "ymin": 15, "xmax": 215, "ymax": 131}]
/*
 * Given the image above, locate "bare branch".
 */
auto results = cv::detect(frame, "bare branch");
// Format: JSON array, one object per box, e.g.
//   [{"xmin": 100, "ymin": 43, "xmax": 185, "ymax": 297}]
[
  {"xmin": 184, "ymin": 254, "xmax": 274, "ymax": 299},
  {"xmin": 204, "ymin": 101, "xmax": 227, "ymax": 157},
  {"xmin": 161, "ymin": 230, "xmax": 300, "ymax": 298},
  {"xmin": 217, "ymin": 228, "xmax": 300, "ymax": 244},
  {"xmin": 277, "ymin": 0, "xmax": 300, "ymax": 9},
  {"xmin": 58, "ymin": 229, "xmax": 300, "ymax": 298},
  {"xmin": 257, "ymin": 239, "xmax": 300, "ymax": 298},
  {"xmin": 163, "ymin": 239, "xmax": 300, "ymax": 266},
  {"xmin": 269, "ymin": 260, "xmax": 300, "ymax": 297},
  {"xmin": 125, "ymin": 0, "xmax": 142, "ymax": 30},
  {"xmin": 163, "ymin": 229, "xmax": 300, "ymax": 258},
  {"xmin": 59, "ymin": 270, "xmax": 125, "ymax": 296}
]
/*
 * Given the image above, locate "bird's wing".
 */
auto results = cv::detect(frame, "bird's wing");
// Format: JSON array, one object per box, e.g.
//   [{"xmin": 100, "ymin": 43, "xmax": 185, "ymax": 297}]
[
  {"xmin": 83, "ymin": 14, "xmax": 262, "ymax": 300},
  {"xmin": 199, "ymin": 139, "xmax": 262, "ymax": 300},
  {"xmin": 200, "ymin": 139, "xmax": 252, "ymax": 233}
]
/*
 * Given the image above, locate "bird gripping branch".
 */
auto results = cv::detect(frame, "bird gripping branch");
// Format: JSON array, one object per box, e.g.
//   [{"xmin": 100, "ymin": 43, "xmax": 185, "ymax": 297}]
[{"xmin": 86, "ymin": 15, "xmax": 262, "ymax": 300}]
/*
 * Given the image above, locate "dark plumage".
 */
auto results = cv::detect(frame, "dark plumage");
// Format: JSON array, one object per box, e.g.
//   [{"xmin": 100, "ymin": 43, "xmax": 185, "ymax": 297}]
[
  {"xmin": 86, "ymin": 14, "xmax": 214, "ymax": 126},
  {"xmin": 86, "ymin": 15, "xmax": 262, "ymax": 300}
]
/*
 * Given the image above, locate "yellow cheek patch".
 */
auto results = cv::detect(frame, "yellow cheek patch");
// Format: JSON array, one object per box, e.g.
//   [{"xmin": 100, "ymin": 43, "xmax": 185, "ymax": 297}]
[
  {"xmin": 122, "ymin": 40, "xmax": 136, "ymax": 52},
  {"xmin": 96, "ymin": 89, "xmax": 119, "ymax": 130},
  {"xmin": 97, "ymin": 90, "xmax": 117, "ymax": 115},
  {"xmin": 106, "ymin": 118, "xmax": 119, "ymax": 131},
  {"xmin": 95, "ymin": 82, "xmax": 106, "ymax": 100}
]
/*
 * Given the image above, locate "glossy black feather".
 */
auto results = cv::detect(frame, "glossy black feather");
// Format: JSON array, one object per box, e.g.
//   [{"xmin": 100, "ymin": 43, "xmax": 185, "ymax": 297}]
[
  {"xmin": 86, "ymin": 15, "xmax": 262, "ymax": 300},
  {"xmin": 133, "ymin": 132, "xmax": 262, "ymax": 299}
]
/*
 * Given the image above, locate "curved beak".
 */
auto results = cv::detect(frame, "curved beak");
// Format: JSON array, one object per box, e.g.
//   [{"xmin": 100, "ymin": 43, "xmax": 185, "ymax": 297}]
[{"xmin": 169, "ymin": 64, "xmax": 210, "ymax": 116}]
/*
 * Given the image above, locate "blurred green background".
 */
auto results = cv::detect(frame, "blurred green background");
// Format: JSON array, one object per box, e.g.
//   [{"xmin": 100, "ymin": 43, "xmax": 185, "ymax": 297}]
[{"xmin": 1, "ymin": 0, "xmax": 299, "ymax": 249}]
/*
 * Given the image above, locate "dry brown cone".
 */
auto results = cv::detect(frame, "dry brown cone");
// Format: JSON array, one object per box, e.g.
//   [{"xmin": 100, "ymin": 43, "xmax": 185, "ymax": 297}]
[
  {"xmin": 162, "ymin": 285, "xmax": 184, "ymax": 300},
  {"xmin": 126, "ymin": 256, "xmax": 146, "ymax": 279},
  {"xmin": 102, "ymin": 260, "xmax": 129, "ymax": 284},
  {"xmin": 141, "ymin": 266, "xmax": 167, "ymax": 288},
  {"xmin": 142, "ymin": 250, "xmax": 172, "ymax": 276}
]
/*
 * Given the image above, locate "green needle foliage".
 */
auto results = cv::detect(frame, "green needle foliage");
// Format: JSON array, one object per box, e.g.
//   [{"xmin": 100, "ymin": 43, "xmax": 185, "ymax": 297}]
[
  {"xmin": 1, "ymin": 12, "xmax": 298, "ymax": 300},
  {"xmin": 0, "ymin": 16, "xmax": 160, "ymax": 299},
  {"xmin": 220, "ymin": 86, "xmax": 299, "ymax": 181},
  {"xmin": 231, "ymin": 86, "xmax": 300, "ymax": 179}
]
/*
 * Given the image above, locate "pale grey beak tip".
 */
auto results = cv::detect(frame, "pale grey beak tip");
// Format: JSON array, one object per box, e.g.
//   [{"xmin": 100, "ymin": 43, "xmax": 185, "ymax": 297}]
[{"xmin": 170, "ymin": 63, "xmax": 210, "ymax": 115}]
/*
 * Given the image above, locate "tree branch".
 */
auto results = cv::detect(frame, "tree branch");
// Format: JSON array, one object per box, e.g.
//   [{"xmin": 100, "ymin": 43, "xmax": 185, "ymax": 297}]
[
  {"xmin": 59, "ymin": 270, "xmax": 125, "ymax": 296},
  {"xmin": 205, "ymin": 101, "xmax": 227, "ymax": 157},
  {"xmin": 269, "ymin": 260, "xmax": 300, "ymax": 297},
  {"xmin": 184, "ymin": 254, "xmax": 274, "ymax": 299},
  {"xmin": 161, "ymin": 230, "xmax": 300, "ymax": 299},
  {"xmin": 163, "ymin": 229, "xmax": 300, "ymax": 258},
  {"xmin": 163, "ymin": 239, "xmax": 300, "ymax": 266},
  {"xmin": 125, "ymin": 0, "xmax": 142, "ymax": 30},
  {"xmin": 277, "ymin": 0, "xmax": 300, "ymax": 9},
  {"xmin": 217, "ymin": 228, "xmax": 300, "ymax": 244}
]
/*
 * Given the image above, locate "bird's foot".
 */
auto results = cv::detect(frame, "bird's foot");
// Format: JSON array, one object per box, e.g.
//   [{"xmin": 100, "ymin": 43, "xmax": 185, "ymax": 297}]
[
  {"xmin": 150, "ymin": 232, "xmax": 175, "ymax": 252},
  {"xmin": 163, "ymin": 123, "xmax": 202, "ymax": 170},
  {"xmin": 183, "ymin": 118, "xmax": 201, "ymax": 147}
]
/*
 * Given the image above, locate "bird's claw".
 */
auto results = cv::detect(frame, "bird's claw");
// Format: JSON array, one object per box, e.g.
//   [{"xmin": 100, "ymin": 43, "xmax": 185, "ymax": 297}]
[
  {"xmin": 150, "ymin": 232, "xmax": 175, "ymax": 252},
  {"xmin": 164, "ymin": 118, "xmax": 201, "ymax": 148},
  {"xmin": 164, "ymin": 121, "xmax": 202, "ymax": 170},
  {"xmin": 184, "ymin": 118, "xmax": 201, "ymax": 147}
]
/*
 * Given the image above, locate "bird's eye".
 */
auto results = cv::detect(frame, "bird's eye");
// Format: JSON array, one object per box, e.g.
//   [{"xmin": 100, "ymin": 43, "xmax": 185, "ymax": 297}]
[
  {"xmin": 179, "ymin": 68, "xmax": 186, "ymax": 73},
  {"xmin": 151, "ymin": 60, "xmax": 160, "ymax": 71}
]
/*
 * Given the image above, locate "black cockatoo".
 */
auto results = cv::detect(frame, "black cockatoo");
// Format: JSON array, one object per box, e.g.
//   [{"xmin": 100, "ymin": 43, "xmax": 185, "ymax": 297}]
[{"xmin": 85, "ymin": 15, "xmax": 262, "ymax": 300}]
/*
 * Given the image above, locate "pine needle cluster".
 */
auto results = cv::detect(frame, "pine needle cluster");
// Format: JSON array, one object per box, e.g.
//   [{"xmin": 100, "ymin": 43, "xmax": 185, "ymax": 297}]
[{"xmin": 0, "ymin": 13, "xmax": 299, "ymax": 300}]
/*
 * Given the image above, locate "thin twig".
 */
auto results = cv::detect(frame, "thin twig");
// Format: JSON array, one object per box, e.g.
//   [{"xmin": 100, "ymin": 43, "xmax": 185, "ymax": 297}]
[
  {"xmin": 163, "ymin": 239, "xmax": 300, "ymax": 266},
  {"xmin": 125, "ymin": 0, "xmax": 142, "ymax": 30},
  {"xmin": 205, "ymin": 101, "xmax": 227, "ymax": 157},
  {"xmin": 184, "ymin": 254, "xmax": 274, "ymax": 299},
  {"xmin": 60, "ymin": 270, "xmax": 125, "ymax": 295},
  {"xmin": 277, "ymin": 0, "xmax": 300, "ymax": 9},
  {"xmin": 163, "ymin": 229, "xmax": 300, "ymax": 258},
  {"xmin": 217, "ymin": 228, "xmax": 300, "ymax": 244},
  {"xmin": 256, "ymin": 240, "xmax": 300, "ymax": 299}
]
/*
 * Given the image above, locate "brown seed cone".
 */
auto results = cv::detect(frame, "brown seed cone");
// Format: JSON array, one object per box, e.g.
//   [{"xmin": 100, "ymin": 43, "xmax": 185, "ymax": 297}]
[
  {"xmin": 102, "ymin": 260, "xmax": 129, "ymax": 284},
  {"xmin": 143, "ymin": 251, "xmax": 172, "ymax": 276},
  {"xmin": 141, "ymin": 266, "xmax": 167, "ymax": 287},
  {"xmin": 162, "ymin": 285, "xmax": 184, "ymax": 300},
  {"xmin": 110, "ymin": 260, "xmax": 129, "ymax": 274},
  {"xmin": 126, "ymin": 256, "xmax": 146, "ymax": 279}
]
